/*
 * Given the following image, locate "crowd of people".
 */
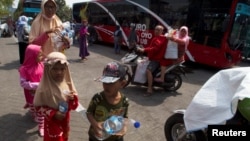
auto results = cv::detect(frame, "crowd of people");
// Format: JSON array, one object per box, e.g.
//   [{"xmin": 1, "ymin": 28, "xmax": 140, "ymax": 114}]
[{"xmin": 15, "ymin": 0, "xmax": 190, "ymax": 140}]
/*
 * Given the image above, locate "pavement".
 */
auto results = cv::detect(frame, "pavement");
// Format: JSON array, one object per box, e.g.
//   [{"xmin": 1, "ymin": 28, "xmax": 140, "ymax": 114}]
[
  {"xmin": 0, "ymin": 36, "xmax": 172, "ymax": 141},
  {"xmin": 2, "ymin": 35, "xmax": 250, "ymax": 141}
]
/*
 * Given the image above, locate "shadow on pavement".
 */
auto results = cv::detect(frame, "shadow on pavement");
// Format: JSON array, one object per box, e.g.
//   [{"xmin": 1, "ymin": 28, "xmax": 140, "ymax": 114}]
[
  {"xmin": 0, "ymin": 113, "xmax": 39, "ymax": 141},
  {"xmin": 121, "ymin": 85, "xmax": 182, "ymax": 106},
  {"xmin": 0, "ymin": 60, "xmax": 19, "ymax": 70}
]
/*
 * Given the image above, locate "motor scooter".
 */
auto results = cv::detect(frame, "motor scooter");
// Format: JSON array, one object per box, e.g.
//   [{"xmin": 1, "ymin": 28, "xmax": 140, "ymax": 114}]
[
  {"xmin": 120, "ymin": 46, "xmax": 186, "ymax": 91},
  {"xmin": 164, "ymin": 67, "xmax": 250, "ymax": 141}
]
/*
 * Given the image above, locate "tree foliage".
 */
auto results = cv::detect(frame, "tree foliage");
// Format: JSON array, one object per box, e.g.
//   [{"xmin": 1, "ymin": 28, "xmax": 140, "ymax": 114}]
[
  {"xmin": 55, "ymin": 0, "xmax": 72, "ymax": 22},
  {"xmin": 13, "ymin": 0, "xmax": 23, "ymax": 21},
  {"xmin": 0, "ymin": 0, "xmax": 14, "ymax": 17}
]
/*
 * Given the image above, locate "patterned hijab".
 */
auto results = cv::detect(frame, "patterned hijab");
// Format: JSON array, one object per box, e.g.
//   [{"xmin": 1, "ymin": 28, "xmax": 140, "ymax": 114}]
[
  {"xmin": 34, "ymin": 52, "xmax": 77, "ymax": 109},
  {"xmin": 29, "ymin": 0, "xmax": 62, "ymax": 56},
  {"xmin": 19, "ymin": 44, "xmax": 44, "ymax": 82}
]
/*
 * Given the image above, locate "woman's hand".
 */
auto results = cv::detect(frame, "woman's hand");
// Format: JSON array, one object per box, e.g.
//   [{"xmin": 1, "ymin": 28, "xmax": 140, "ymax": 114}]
[
  {"xmin": 61, "ymin": 36, "xmax": 71, "ymax": 49},
  {"xmin": 46, "ymin": 27, "xmax": 62, "ymax": 35}
]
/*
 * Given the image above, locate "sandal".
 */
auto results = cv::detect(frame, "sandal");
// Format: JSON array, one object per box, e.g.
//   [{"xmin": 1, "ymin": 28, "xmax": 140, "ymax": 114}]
[
  {"xmin": 154, "ymin": 78, "xmax": 164, "ymax": 83},
  {"xmin": 143, "ymin": 92, "xmax": 153, "ymax": 97}
]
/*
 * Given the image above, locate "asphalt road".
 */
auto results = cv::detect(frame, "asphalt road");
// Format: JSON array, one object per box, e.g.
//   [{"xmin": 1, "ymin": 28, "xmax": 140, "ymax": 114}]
[{"xmin": 0, "ymin": 36, "xmax": 249, "ymax": 141}]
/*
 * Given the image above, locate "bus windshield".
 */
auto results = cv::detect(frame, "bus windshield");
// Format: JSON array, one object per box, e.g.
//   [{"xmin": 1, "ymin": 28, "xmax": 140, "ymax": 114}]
[{"xmin": 73, "ymin": 0, "xmax": 168, "ymax": 46}]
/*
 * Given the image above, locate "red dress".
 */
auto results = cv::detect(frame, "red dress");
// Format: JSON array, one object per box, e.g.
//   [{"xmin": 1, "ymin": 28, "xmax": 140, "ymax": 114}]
[{"xmin": 36, "ymin": 95, "xmax": 78, "ymax": 141}]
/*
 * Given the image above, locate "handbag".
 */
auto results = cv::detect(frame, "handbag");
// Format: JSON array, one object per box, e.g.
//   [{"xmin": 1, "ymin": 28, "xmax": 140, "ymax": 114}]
[
  {"xmin": 134, "ymin": 57, "xmax": 149, "ymax": 83},
  {"xmin": 164, "ymin": 40, "xmax": 178, "ymax": 59}
]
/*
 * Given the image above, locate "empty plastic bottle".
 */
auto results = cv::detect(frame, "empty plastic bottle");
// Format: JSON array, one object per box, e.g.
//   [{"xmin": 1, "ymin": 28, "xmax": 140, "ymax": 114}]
[
  {"xmin": 95, "ymin": 115, "xmax": 141, "ymax": 140},
  {"xmin": 58, "ymin": 101, "xmax": 68, "ymax": 113}
]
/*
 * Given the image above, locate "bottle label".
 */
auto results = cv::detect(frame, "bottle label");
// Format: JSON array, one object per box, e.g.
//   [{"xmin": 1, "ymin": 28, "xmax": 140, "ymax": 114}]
[{"xmin": 59, "ymin": 101, "xmax": 68, "ymax": 113}]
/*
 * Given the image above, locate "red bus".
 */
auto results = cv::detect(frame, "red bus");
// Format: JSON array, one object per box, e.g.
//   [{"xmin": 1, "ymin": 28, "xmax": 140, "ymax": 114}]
[{"xmin": 72, "ymin": 0, "xmax": 250, "ymax": 69}]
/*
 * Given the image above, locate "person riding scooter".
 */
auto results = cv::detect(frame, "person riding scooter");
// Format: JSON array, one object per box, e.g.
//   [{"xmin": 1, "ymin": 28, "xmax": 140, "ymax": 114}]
[{"xmin": 136, "ymin": 25, "xmax": 167, "ymax": 96}]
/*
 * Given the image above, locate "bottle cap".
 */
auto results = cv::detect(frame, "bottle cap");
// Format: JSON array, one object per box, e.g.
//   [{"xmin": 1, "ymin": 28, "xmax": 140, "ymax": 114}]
[{"xmin": 134, "ymin": 121, "xmax": 141, "ymax": 128}]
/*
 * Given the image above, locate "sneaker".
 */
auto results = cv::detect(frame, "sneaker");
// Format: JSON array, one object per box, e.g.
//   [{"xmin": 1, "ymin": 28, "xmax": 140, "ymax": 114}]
[{"xmin": 39, "ymin": 128, "xmax": 44, "ymax": 137}]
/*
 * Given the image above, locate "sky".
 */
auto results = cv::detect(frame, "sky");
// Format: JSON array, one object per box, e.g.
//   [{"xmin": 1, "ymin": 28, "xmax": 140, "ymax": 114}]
[{"xmin": 13, "ymin": 0, "xmax": 85, "ymax": 8}]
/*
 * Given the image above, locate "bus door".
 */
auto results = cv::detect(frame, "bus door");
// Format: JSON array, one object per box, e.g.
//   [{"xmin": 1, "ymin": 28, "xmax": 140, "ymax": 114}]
[{"xmin": 229, "ymin": 2, "xmax": 250, "ymax": 59}]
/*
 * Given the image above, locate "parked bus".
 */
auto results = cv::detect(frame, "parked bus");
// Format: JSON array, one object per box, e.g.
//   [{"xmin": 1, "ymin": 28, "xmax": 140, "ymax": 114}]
[
  {"xmin": 23, "ymin": 0, "xmax": 41, "ymax": 17},
  {"xmin": 72, "ymin": 0, "xmax": 250, "ymax": 69}
]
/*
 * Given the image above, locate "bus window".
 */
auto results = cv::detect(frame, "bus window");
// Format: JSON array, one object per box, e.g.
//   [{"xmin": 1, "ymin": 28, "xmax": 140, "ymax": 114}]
[
  {"xmin": 23, "ymin": 0, "xmax": 41, "ymax": 18},
  {"xmin": 151, "ymin": 0, "xmax": 232, "ymax": 48}
]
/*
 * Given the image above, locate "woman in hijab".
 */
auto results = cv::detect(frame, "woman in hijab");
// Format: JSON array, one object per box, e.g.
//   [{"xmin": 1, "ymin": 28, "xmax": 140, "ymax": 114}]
[
  {"xmin": 29, "ymin": 0, "xmax": 70, "ymax": 56},
  {"xmin": 17, "ymin": 15, "xmax": 29, "ymax": 64},
  {"xmin": 34, "ymin": 52, "xmax": 79, "ymax": 141},
  {"xmin": 155, "ymin": 26, "xmax": 190, "ymax": 83}
]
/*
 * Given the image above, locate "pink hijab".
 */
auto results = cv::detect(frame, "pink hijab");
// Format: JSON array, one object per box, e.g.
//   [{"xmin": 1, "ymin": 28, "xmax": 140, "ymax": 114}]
[
  {"xmin": 19, "ymin": 44, "xmax": 44, "ymax": 82},
  {"xmin": 178, "ymin": 26, "xmax": 190, "ymax": 50}
]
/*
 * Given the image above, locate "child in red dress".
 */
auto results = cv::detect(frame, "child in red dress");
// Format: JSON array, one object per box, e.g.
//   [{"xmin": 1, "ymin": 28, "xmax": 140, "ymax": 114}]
[{"xmin": 34, "ymin": 52, "xmax": 79, "ymax": 141}]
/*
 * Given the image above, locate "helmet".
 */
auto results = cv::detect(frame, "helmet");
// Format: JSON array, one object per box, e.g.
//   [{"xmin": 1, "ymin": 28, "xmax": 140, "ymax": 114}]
[{"xmin": 238, "ymin": 98, "xmax": 250, "ymax": 121}]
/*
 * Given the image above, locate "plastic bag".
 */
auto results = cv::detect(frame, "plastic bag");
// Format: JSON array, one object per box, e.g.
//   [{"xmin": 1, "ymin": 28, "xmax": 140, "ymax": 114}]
[
  {"xmin": 134, "ymin": 57, "xmax": 149, "ymax": 83},
  {"xmin": 164, "ymin": 40, "xmax": 178, "ymax": 59}
]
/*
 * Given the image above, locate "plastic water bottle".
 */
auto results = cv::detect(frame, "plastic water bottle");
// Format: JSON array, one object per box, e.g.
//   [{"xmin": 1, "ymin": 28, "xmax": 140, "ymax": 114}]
[
  {"xmin": 58, "ymin": 101, "xmax": 68, "ymax": 113},
  {"xmin": 75, "ymin": 104, "xmax": 141, "ymax": 140},
  {"xmin": 95, "ymin": 115, "xmax": 141, "ymax": 140}
]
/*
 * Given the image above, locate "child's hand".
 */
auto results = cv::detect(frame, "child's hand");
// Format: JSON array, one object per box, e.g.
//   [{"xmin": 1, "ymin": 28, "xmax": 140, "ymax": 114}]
[
  {"xmin": 93, "ymin": 122, "xmax": 104, "ymax": 138},
  {"xmin": 54, "ymin": 111, "xmax": 66, "ymax": 120},
  {"xmin": 115, "ymin": 124, "xmax": 127, "ymax": 136},
  {"xmin": 66, "ymin": 91, "xmax": 76, "ymax": 101}
]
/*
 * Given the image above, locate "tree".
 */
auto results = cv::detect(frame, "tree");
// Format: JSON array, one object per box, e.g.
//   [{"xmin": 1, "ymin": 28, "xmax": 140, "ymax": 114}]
[
  {"xmin": 0, "ymin": 0, "xmax": 14, "ymax": 17},
  {"xmin": 55, "ymin": 0, "xmax": 72, "ymax": 22},
  {"xmin": 13, "ymin": 0, "xmax": 23, "ymax": 21}
]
